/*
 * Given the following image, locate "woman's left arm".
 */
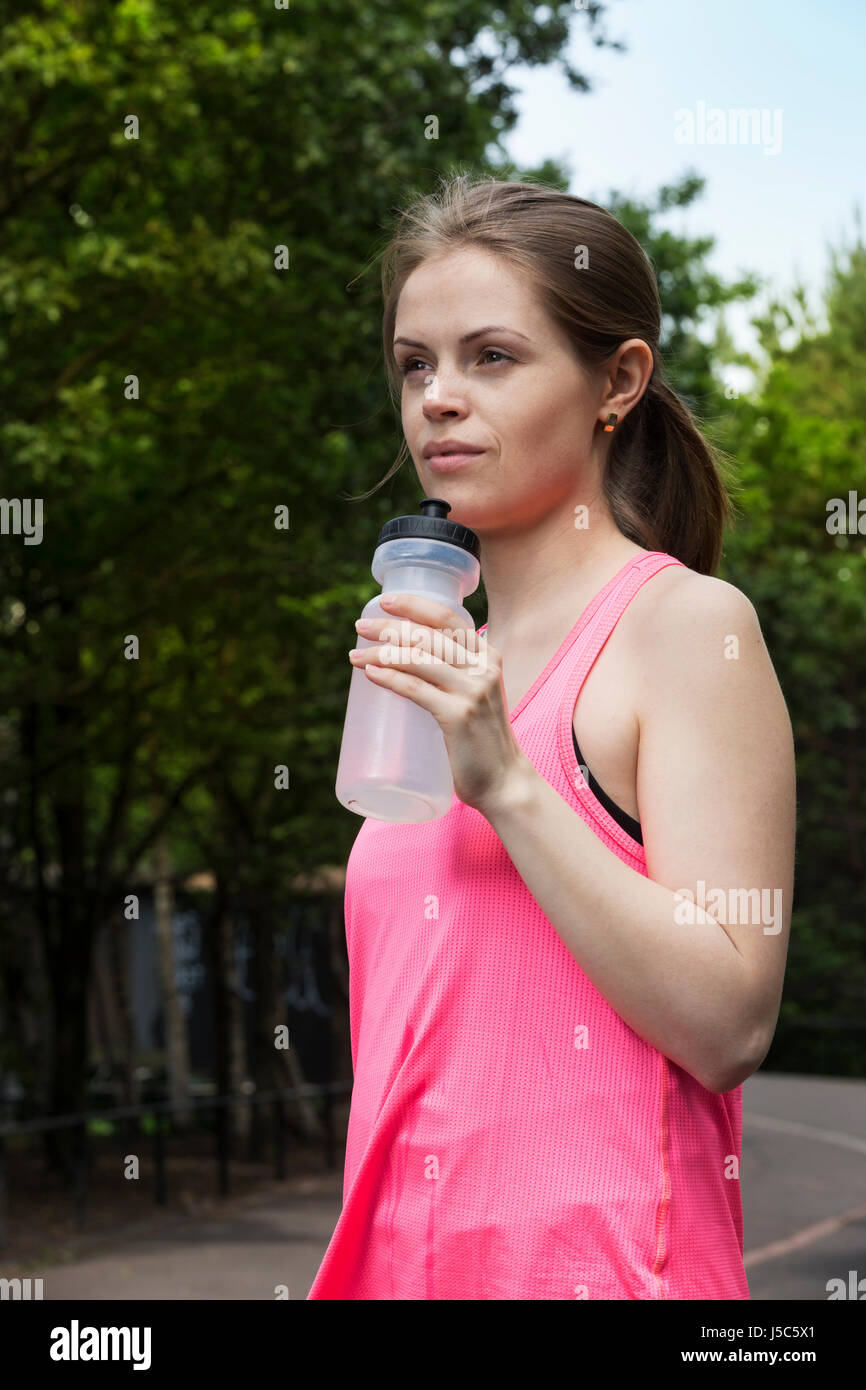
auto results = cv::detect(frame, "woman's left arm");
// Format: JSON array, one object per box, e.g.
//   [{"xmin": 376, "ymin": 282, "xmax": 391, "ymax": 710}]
[
  {"xmin": 478, "ymin": 575, "xmax": 797, "ymax": 1095},
  {"xmin": 351, "ymin": 577, "xmax": 796, "ymax": 1095}
]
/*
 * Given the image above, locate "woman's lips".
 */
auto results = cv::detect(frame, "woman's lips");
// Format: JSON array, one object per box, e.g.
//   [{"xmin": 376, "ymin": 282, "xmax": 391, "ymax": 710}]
[{"xmin": 426, "ymin": 450, "xmax": 485, "ymax": 472}]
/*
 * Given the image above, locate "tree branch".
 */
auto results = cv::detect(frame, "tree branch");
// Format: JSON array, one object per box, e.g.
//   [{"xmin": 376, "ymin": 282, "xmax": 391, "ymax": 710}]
[
  {"xmin": 26, "ymin": 300, "xmax": 164, "ymax": 419},
  {"xmin": 0, "ymin": 141, "xmax": 106, "ymax": 225},
  {"xmin": 118, "ymin": 757, "xmax": 222, "ymax": 882}
]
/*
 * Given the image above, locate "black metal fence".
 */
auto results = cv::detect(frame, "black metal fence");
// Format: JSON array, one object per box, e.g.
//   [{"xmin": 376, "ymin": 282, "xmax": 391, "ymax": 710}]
[{"xmin": 0, "ymin": 1079, "xmax": 352, "ymax": 1250}]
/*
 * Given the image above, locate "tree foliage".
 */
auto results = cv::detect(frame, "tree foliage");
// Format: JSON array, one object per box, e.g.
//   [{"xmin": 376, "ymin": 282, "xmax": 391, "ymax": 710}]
[{"xmin": 0, "ymin": 0, "xmax": 861, "ymax": 1137}]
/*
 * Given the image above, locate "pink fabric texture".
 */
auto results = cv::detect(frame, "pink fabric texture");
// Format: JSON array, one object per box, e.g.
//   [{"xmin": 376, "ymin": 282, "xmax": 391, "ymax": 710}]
[{"xmin": 308, "ymin": 550, "xmax": 750, "ymax": 1300}]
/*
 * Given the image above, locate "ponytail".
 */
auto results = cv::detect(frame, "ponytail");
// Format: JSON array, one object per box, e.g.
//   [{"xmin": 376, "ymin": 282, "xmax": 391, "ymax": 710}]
[{"xmin": 604, "ymin": 371, "xmax": 737, "ymax": 574}]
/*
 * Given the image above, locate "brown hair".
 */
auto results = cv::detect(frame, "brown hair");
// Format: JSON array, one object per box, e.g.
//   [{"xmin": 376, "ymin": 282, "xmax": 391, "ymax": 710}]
[{"xmin": 350, "ymin": 172, "xmax": 737, "ymax": 574}]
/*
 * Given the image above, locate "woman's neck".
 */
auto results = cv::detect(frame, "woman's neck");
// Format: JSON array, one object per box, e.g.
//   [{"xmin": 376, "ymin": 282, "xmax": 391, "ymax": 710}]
[{"xmin": 480, "ymin": 515, "xmax": 646, "ymax": 649}]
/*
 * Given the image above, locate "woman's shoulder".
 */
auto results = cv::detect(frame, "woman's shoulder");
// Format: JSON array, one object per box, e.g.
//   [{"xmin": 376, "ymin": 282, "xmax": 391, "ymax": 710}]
[
  {"xmin": 625, "ymin": 559, "xmax": 765, "ymax": 691},
  {"xmin": 633, "ymin": 557, "xmax": 757, "ymax": 629},
  {"xmin": 671, "ymin": 560, "xmax": 753, "ymax": 609}
]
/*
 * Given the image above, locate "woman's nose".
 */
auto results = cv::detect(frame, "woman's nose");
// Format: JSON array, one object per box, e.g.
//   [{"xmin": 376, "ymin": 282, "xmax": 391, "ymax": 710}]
[{"xmin": 421, "ymin": 371, "xmax": 468, "ymax": 409}]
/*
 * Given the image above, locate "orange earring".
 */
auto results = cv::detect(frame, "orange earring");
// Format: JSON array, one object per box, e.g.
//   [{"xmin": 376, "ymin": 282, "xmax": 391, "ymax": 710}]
[{"xmin": 603, "ymin": 412, "xmax": 618, "ymax": 432}]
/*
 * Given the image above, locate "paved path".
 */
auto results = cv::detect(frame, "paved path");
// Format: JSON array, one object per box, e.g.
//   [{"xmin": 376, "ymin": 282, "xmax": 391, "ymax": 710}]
[
  {"xmin": 6, "ymin": 1071, "xmax": 865, "ymax": 1300},
  {"xmin": 20, "ymin": 1171, "xmax": 343, "ymax": 1302},
  {"xmin": 738, "ymin": 1071, "xmax": 866, "ymax": 1300}
]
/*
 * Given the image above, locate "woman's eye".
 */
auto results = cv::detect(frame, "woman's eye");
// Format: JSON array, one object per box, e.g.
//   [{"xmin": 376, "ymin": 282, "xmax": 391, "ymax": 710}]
[{"xmin": 400, "ymin": 348, "xmax": 513, "ymax": 377}]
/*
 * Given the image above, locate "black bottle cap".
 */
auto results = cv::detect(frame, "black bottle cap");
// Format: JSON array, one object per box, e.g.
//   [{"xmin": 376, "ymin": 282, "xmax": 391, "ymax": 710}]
[{"xmin": 376, "ymin": 497, "xmax": 480, "ymax": 558}]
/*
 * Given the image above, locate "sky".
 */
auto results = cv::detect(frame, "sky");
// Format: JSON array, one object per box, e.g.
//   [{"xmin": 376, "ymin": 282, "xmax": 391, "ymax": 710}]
[{"xmin": 499, "ymin": 0, "xmax": 865, "ymax": 375}]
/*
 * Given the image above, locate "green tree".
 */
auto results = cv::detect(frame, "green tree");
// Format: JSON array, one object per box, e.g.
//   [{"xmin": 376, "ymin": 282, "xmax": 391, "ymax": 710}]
[
  {"xmin": 716, "ymin": 227, "xmax": 866, "ymax": 1073},
  {"xmin": 0, "ymin": 0, "xmax": 633, "ymax": 1170}
]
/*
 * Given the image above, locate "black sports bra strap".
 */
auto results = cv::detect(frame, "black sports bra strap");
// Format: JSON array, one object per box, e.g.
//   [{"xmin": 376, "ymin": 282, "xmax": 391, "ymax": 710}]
[{"xmin": 571, "ymin": 726, "xmax": 642, "ymax": 844}]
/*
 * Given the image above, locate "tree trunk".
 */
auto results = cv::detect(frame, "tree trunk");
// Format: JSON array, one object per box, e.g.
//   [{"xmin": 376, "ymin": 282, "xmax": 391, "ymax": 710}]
[
  {"xmin": 205, "ymin": 881, "xmax": 236, "ymax": 1158},
  {"xmin": 153, "ymin": 825, "xmax": 191, "ymax": 1127},
  {"xmin": 44, "ymin": 921, "xmax": 92, "ymax": 1186},
  {"xmin": 107, "ymin": 906, "xmax": 136, "ymax": 1108},
  {"xmin": 247, "ymin": 899, "xmax": 277, "ymax": 1160},
  {"xmin": 224, "ymin": 907, "xmax": 249, "ymax": 1143},
  {"xmin": 37, "ymin": 616, "xmax": 94, "ymax": 1183}
]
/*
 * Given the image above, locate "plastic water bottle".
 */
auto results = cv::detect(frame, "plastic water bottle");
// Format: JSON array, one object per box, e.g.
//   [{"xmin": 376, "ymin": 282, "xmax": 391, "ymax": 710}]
[{"xmin": 335, "ymin": 497, "xmax": 481, "ymax": 823}]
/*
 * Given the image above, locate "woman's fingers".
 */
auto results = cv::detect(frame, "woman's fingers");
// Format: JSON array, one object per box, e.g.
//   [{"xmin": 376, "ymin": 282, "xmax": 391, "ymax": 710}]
[
  {"xmin": 379, "ymin": 592, "xmax": 464, "ymax": 628},
  {"xmin": 354, "ymin": 615, "xmax": 486, "ymax": 665},
  {"xmin": 349, "ymin": 636, "xmax": 480, "ymax": 685},
  {"xmin": 352, "ymin": 594, "xmax": 489, "ymax": 684}
]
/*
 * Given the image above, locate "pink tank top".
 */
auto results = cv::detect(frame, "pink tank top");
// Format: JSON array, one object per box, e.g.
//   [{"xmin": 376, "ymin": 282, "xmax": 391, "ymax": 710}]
[{"xmin": 308, "ymin": 550, "xmax": 749, "ymax": 1300}]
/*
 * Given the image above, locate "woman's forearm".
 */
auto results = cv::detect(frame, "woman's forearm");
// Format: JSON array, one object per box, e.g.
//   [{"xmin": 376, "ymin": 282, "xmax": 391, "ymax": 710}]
[{"xmin": 478, "ymin": 751, "xmax": 758, "ymax": 1093}]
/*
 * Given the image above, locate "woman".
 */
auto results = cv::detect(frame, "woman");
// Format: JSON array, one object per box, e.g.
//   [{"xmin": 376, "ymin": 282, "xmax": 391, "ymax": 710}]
[{"xmin": 307, "ymin": 175, "xmax": 796, "ymax": 1300}]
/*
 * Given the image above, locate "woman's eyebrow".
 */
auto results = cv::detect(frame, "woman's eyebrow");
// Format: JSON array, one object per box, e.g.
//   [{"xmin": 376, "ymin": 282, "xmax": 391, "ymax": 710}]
[{"xmin": 393, "ymin": 325, "xmax": 531, "ymax": 349}]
